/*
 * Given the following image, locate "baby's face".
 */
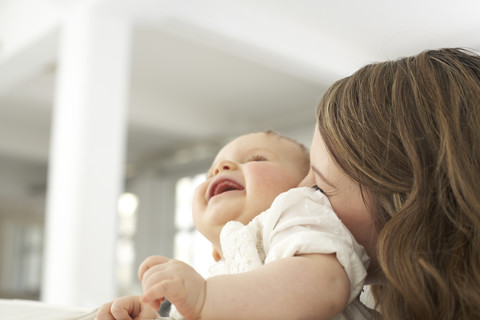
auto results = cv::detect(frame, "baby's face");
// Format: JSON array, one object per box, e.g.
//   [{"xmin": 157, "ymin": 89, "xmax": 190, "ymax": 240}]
[{"xmin": 192, "ymin": 132, "xmax": 307, "ymax": 254}]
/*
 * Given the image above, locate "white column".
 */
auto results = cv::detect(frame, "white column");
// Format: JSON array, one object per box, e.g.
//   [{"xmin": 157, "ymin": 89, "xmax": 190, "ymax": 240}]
[{"xmin": 42, "ymin": 2, "xmax": 131, "ymax": 308}]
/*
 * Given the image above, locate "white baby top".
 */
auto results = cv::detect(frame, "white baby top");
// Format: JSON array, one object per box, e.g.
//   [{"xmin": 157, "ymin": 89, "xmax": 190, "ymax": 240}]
[{"xmin": 171, "ymin": 187, "xmax": 372, "ymax": 320}]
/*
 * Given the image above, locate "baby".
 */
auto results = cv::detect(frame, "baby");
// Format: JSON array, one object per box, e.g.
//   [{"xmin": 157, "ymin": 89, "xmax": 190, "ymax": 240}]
[{"xmin": 96, "ymin": 131, "xmax": 370, "ymax": 320}]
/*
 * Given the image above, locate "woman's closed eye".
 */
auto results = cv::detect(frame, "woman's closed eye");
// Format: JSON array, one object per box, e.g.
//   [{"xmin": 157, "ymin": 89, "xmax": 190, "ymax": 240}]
[{"xmin": 312, "ymin": 185, "xmax": 326, "ymax": 195}]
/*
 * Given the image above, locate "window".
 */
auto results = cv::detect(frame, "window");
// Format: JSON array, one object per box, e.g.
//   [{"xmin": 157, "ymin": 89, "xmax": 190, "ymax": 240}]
[
  {"xmin": 0, "ymin": 220, "xmax": 43, "ymax": 299},
  {"xmin": 116, "ymin": 192, "xmax": 138, "ymax": 295},
  {"xmin": 174, "ymin": 174, "xmax": 212, "ymax": 277}
]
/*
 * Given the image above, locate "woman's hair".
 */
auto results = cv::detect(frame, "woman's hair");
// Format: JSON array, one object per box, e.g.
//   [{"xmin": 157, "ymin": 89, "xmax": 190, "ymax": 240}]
[{"xmin": 316, "ymin": 48, "xmax": 480, "ymax": 319}]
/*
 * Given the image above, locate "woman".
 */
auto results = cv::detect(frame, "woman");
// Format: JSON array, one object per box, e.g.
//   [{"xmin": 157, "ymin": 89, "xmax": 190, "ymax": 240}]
[
  {"xmin": 301, "ymin": 48, "xmax": 480, "ymax": 319},
  {"xmin": 97, "ymin": 48, "xmax": 479, "ymax": 319}
]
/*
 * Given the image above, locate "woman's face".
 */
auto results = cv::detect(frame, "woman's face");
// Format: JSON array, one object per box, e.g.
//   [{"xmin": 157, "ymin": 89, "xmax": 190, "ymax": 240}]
[{"xmin": 300, "ymin": 125, "xmax": 380, "ymax": 282}]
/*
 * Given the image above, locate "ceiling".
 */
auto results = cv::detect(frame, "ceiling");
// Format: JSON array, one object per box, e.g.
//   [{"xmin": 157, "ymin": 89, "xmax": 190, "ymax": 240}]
[{"xmin": 1, "ymin": 0, "xmax": 480, "ymax": 213}]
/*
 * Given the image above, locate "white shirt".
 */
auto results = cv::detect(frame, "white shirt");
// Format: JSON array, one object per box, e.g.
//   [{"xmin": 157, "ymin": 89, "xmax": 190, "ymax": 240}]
[{"xmin": 209, "ymin": 187, "xmax": 371, "ymax": 320}]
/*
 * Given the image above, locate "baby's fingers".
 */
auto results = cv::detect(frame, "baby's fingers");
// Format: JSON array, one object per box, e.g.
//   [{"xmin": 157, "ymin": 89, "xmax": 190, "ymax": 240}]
[
  {"xmin": 141, "ymin": 295, "xmax": 165, "ymax": 313},
  {"xmin": 138, "ymin": 255, "xmax": 170, "ymax": 281},
  {"xmin": 110, "ymin": 297, "xmax": 139, "ymax": 320},
  {"xmin": 95, "ymin": 296, "xmax": 144, "ymax": 320},
  {"xmin": 142, "ymin": 280, "xmax": 169, "ymax": 304},
  {"xmin": 94, "ymin": 302, "xmax": 115, "ymax": 320}
]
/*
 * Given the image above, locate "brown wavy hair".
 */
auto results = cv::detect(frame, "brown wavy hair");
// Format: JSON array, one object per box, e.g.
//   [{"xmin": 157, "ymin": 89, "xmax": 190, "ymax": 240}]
[{"xmin": 316, "ymin": 48, "xmax": 480, "ymax": 319}]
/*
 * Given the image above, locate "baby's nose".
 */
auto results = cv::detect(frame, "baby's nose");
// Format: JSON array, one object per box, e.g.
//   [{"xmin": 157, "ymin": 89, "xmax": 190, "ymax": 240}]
[{"xmin": 213, "ymin": 160, "xmax": 237, "ymax": 176}]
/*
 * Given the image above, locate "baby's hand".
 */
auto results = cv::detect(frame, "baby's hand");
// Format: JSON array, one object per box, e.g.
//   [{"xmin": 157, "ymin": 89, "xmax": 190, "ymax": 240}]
[
  {"xmin": 94, "ymin": 295, "xmax": 159, "ymax": 320},
  {"xmin": 139, "ymin": 256, "xmax": 206, "ymax": 320}
]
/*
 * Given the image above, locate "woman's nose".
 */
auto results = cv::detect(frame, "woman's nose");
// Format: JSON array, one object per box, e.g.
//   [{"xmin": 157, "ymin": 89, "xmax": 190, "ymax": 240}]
[
  {"xmin": 298, "ymin": 169, "xmax": 314, "ymax": 187},
  {"xmin": 213, "ymin": 160, "xmax": 237, "ymax": 176}
]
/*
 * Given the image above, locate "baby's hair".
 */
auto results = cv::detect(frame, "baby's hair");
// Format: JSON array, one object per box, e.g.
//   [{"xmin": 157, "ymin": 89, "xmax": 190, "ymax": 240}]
[{"xmin": 262, "ymin": 129, "xmax": 310, "ymax": 177}]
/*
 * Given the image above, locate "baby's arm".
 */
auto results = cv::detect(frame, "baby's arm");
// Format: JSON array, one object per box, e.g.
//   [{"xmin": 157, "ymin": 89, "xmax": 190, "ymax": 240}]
[
  {"xmin": 140, "ymin": 253, "xmax": 350, "ymax": 320},
  {"xmin": 201, "ymin": 253, "xmax": 349, "ymax": 319}
]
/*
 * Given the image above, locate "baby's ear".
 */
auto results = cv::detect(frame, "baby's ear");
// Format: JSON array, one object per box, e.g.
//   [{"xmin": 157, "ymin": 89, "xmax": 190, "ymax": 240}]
[{"xmin": 212, "ymin": 248, "xmax": 221, "ymax": 261}]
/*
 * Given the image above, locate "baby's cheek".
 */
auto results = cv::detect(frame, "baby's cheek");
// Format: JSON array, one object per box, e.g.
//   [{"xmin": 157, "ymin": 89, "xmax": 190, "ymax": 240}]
[
  {"xmin": 192, "ymin": 183, "xmax": 207, "ymax": 215},
  {"xmin": 252, "ymin": 169, "xmax": 297, "ymax": 202},
  {"xmin": 263, "ymin": 168, "xmax": 300, "ymax": 191}
]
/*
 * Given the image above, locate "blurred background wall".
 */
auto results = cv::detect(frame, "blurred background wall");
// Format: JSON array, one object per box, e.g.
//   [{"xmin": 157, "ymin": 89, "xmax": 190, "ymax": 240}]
[{"xmin": 0, "ymin": 0, "xmax": 479, "ymax": 309}]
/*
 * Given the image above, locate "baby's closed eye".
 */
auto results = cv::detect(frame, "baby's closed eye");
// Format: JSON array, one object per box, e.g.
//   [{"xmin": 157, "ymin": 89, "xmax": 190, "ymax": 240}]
[{"xmin": 246, "ymin": 154, "xmax": 268, "ymax": 162}]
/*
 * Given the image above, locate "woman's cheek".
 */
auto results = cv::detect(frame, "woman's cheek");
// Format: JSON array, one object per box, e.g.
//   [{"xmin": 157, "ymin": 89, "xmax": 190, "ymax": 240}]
[{"xmin": 331, "ymin": 195, "xmax": 378, "ymax": 259}]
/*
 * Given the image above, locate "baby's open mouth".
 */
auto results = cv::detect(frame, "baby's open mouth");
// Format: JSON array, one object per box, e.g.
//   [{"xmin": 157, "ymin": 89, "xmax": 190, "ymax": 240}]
[{"xmin": 208, "ymin": 178, "xmax": 245, "ymax": 200}]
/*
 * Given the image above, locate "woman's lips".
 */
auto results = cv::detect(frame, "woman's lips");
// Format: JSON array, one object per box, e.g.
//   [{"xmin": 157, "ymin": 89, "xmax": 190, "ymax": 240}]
[{"xmin": 207, "ymin": 177, "xmax": 245, "ymax": 200}]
